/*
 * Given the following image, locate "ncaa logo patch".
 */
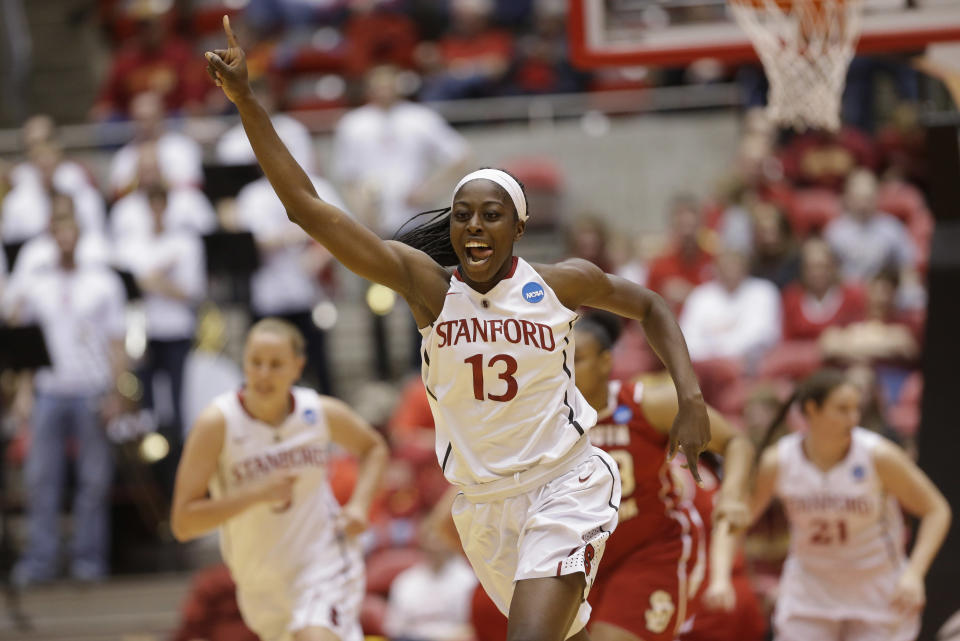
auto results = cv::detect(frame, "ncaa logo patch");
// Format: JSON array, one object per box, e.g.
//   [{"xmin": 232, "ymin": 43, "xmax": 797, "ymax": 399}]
[
  {"xmin": 613, "ymin": 404, "xmax": 633, "ymax": 424},
  {"xmin": 852, "ymin": 464, "xmax": 865, "ymax": 481},
  {"xmin": 522, "ymin": 281, "xmax": 545, "ymax": 303},
  {"xmin": 303, "ymin": 408, "xmax": 317, "ymax": 424}
]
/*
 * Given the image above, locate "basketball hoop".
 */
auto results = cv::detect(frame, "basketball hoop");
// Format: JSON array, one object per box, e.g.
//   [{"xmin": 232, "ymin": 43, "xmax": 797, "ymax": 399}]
[{"xmin": 729, "ymin": 0, "xmax": 865, "ymax": 131}]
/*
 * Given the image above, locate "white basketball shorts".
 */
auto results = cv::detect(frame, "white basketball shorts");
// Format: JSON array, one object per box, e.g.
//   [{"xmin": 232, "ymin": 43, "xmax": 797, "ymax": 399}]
[
  {"xmin": 774, "ymin": 613, "xmax": 920, "ymax": 641},
  {"xmin": 451, "ymin": 440, "xmax": 622, "ymax": 639},
  {"xmin": 235, "ymin": 537, "xmax": 365, "ymax": 641}
]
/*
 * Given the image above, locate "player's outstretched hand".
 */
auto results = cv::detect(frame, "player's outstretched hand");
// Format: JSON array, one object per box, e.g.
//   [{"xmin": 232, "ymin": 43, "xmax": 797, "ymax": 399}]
[
  {"xmin": 702, "ymin": 578, "xmax": 737, "ymax": 612},
  {"xmin": 204, "ymin": 15, "xmax": 250, "ymax": 104},
  {"xmin": 667, "ymin": 396, "xmax": 710, "ymax": 486},
  {"xmin": 337, "ymin": 502, "xmax": 370, "ymax": 537},
  {"xmin": 891, "ymin": 568, "xmax": 925, "ymax": 614}
]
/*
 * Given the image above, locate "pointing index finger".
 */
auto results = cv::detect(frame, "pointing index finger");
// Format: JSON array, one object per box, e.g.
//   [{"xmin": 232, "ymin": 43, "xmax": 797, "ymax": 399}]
[
  {"xmin": 685, "ymin": 447, "xmax": 704, "ymax": 486},
  {"xmin": 223, "ymin": 14, "xmax": 239, "ymax": 48}
]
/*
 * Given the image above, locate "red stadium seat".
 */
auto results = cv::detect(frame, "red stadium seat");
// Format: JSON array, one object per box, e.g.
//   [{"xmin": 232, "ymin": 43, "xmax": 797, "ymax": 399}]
[
  {"xmin": 693, "ymin": 357, "xmax": 745, "ymax": 409},
  {"xmin": 758, "ymin": 341, "xmax": 823, "ymax": 381},
  {"xmin": 876, "ymin": 180, "xmax": 928, "ymax": 226},
  {"xmin": 786, "ymin": 188, "xmax": 842, "ymax": 236}
]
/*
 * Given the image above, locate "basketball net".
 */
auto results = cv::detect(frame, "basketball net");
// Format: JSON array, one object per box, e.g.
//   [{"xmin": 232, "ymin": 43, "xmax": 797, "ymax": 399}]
[{"xmin": 729, "ymin": 0, "xmax": 865, "ymax": 131}]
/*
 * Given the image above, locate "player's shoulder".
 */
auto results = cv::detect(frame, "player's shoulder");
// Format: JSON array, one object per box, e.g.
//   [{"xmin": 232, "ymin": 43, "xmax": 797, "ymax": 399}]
[
  {"xmin": 190, "ymin": 402, "xmax": 228, "ymax": 446},
  {"xmin": 531, "ymin": 258, "xmax": 610, "ymax": 309},
  {"xmin": 532, "ymin": 257, "xmax": 604, "ymax": 282},
  {"xmin": 857, "ymin": 428, "xmax": 904, "ymax": 466},
  {"xmin": 758, "ymin": 441, "xmax": 782, "ymax": 474}
]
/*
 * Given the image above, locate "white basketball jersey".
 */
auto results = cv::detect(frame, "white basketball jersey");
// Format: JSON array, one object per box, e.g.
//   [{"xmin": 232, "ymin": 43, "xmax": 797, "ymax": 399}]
[
  {"xmin": 420, "ymin": 257, "xmax": 597, "ymax": 486},
  {"xmin": 210, "ymin": 387, "xmax": 357, "ymax": 591},
  {"xmin": 774, "ymin": 428, "xmax": 907, "ymax": 622}
]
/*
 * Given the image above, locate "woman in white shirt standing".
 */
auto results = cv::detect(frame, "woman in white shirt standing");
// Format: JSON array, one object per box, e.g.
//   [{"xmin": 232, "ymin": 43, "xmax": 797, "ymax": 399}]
[{"xmin": 115, "ymin": 183, "xmax": 205, "ymax": 494}]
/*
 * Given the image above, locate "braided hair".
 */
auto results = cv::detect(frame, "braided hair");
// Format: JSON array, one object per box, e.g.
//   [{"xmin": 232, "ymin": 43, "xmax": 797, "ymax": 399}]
[{"xmin": 393, "ymin": 168, "xmax": 528, "ymax": 267}]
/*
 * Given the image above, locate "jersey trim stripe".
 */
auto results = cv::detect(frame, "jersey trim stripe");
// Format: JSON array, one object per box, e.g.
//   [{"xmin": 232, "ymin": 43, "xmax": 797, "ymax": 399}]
[
  {"xmin": 563, "ymin": 391, "xmax": 585, "ymax": 435},
  {"xmin": 442, "ymin": 443, "xmax": 453, "ymax": 472},
  {"xmin": 592, "ymin": 453, "xmax": 620, "ymax": 511},
  {"xmin": 560, "ymin": 320, "xmax": 585, "ymax": 435}
]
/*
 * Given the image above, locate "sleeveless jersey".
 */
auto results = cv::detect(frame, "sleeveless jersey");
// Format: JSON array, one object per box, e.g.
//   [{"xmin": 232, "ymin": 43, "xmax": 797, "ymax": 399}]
[
  {"xmin": 775, "ymin": 428, "xmax": 906, "ymax": 622},
  {"xmin": 420, "ymin": 257, "xmax": 597, "ymax": 486},
  {"xmin": 590, "ymin": 380, "xmax": 699, "ymax": 567},
  {"xmin": 210, "ymin": 387, "xmax": 351, "ymax": 590}
]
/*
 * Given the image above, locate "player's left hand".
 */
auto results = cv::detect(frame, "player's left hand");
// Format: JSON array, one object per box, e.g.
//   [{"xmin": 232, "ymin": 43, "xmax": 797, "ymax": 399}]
[
  {"xmin": 702, "ymin": 578, "xmax": 737, "ymax": 612},
  {"xmin": 668, "ymin": 396, "xmax": 710, "ymax": 486},
  {"xmin": 337, "ymin": 502, "xmax": 369, "ymax": 537},
  {"xmin": 891, "ymin": 568, "xmax": 925, "ymax": 614}
]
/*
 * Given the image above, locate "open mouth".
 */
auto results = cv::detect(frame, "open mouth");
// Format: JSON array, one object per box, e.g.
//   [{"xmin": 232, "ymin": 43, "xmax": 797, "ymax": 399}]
[{"xmin": 465, "ymin": 240, "xmax": 494, "ymax": 265}]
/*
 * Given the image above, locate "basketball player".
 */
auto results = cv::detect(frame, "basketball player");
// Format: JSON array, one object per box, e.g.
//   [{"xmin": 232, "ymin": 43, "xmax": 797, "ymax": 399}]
[
  {"xmin": 170, "ymin": 319, "xmax": 388, "ymax": 641},
  {"xmin": 675, "ymin": 456, "xmax": 767, "ymax": 641},
  {"xmin": 752, "ymin": 368, "xmax": 951, "ymax": 641},
  {"xmin": 205, "ymin": 16, "xmax": 710, "ymax": 641},
  {"xmin": 571, "ymin": 314, "xmax": 755, "ymax": 641}
]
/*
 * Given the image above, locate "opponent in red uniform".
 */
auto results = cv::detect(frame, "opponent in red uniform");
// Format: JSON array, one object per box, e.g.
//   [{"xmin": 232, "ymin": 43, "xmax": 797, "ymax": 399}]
[
  {"xmin": 573, "ymin": 315, "xmax": 755, "ymax": 641},
  {"xmin": 674, "ymin": 457, "xmax": 767, "ymax": 641}
]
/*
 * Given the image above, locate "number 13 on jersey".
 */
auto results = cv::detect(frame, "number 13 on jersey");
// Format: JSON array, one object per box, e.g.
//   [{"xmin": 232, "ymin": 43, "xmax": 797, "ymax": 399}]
[{"xmin": 464, "ymin": 353, "xmax": 519, "ymax": 402}]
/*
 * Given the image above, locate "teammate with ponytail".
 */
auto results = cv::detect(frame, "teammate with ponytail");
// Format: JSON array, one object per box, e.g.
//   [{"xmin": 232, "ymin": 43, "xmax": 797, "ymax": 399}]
[
  {"xmin": 572, "ymin": 314, "xmax": 756, "ymax": 641},
  {"xmin": 205, "ymin": 18, "xmax": 710, "ymax": 641},
  {"xmin": 752, "ymin": 369, "xmax": 951, "ymax": 641}
]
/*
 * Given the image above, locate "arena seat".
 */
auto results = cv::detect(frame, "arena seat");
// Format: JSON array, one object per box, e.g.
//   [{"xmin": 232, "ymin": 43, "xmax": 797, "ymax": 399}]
[
  {"xmin": 786, "ymin": 188, "xmax": 842, "ymax": 236},
  {"xmin": 758, "ymin": 341, "xmax": 823, "ymax": 381}
]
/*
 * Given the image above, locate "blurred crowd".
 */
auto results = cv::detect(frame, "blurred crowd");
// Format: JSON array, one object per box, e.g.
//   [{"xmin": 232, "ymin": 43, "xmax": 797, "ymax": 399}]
[
  {"xmin": 91, "ymin": 0, "xmax": 588, "ymax": 120},
  {"xmin": 0, "ymin": 3, "xmax": 939, "ymax": 640}
]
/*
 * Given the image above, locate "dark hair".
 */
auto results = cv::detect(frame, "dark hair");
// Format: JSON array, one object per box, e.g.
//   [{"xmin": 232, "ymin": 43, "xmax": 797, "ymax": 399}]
[
  {"xmin": 393, "ymin": 168, "xmax": 528, "ymax": 267},
  {"xmin": 576, "ymin": 311, "xmax": 623, "ymax": 352},
  {"xmin": 756, "ymin": 368, "xmax": 850, "ymax": 455}
]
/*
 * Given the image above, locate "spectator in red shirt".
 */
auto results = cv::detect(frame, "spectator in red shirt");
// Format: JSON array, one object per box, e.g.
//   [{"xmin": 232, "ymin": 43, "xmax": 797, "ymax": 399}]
[
  {"xmin": 417, "ymin": 0, "xmax": 513, "ymax": 101},
  {"xmin": 91, "ymin": 12, "xmax": 206, "ymax": 120},
  {"xmin": 782, "ymin": 237, "xmax": 866, "ymax": 341},
  {"xmin": 646, "ymin": 194, "xmax": 715, "ymax": 313}
]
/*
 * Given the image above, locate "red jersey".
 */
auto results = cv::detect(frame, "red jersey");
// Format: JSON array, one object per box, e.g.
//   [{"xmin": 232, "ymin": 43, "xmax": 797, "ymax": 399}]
[{"xmin": 589, "ymin": 380, "xmax": 688, "ymax": 567}]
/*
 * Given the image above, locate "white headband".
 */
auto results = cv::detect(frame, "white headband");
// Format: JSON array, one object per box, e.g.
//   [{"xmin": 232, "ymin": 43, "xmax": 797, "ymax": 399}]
[{"xmin": 452, "ymin": 169, "xmax": 527, "ymax": 222}]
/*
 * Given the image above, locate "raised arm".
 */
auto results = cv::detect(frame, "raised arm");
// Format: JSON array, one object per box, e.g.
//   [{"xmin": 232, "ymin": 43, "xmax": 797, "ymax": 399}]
[
  {"xmin": 205, "ymin": 17, "xmax": 448, "ymax": 310},
  {"xmin": 546, "ymin": 259, "xmax": 710, "ymax": 481},
  {"xmin": 170, "ymin": 405, "xmax": 297, "ymax": 541},
  {"xmin": 322, "ymin": 396, "xmax": 389, "ymax": 536}
]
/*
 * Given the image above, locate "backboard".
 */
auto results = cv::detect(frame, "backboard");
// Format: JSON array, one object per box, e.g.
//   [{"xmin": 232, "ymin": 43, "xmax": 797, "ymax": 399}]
[{"xmin": 569, "ymin": 0, "xmax": 960, "ymax": 68}]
